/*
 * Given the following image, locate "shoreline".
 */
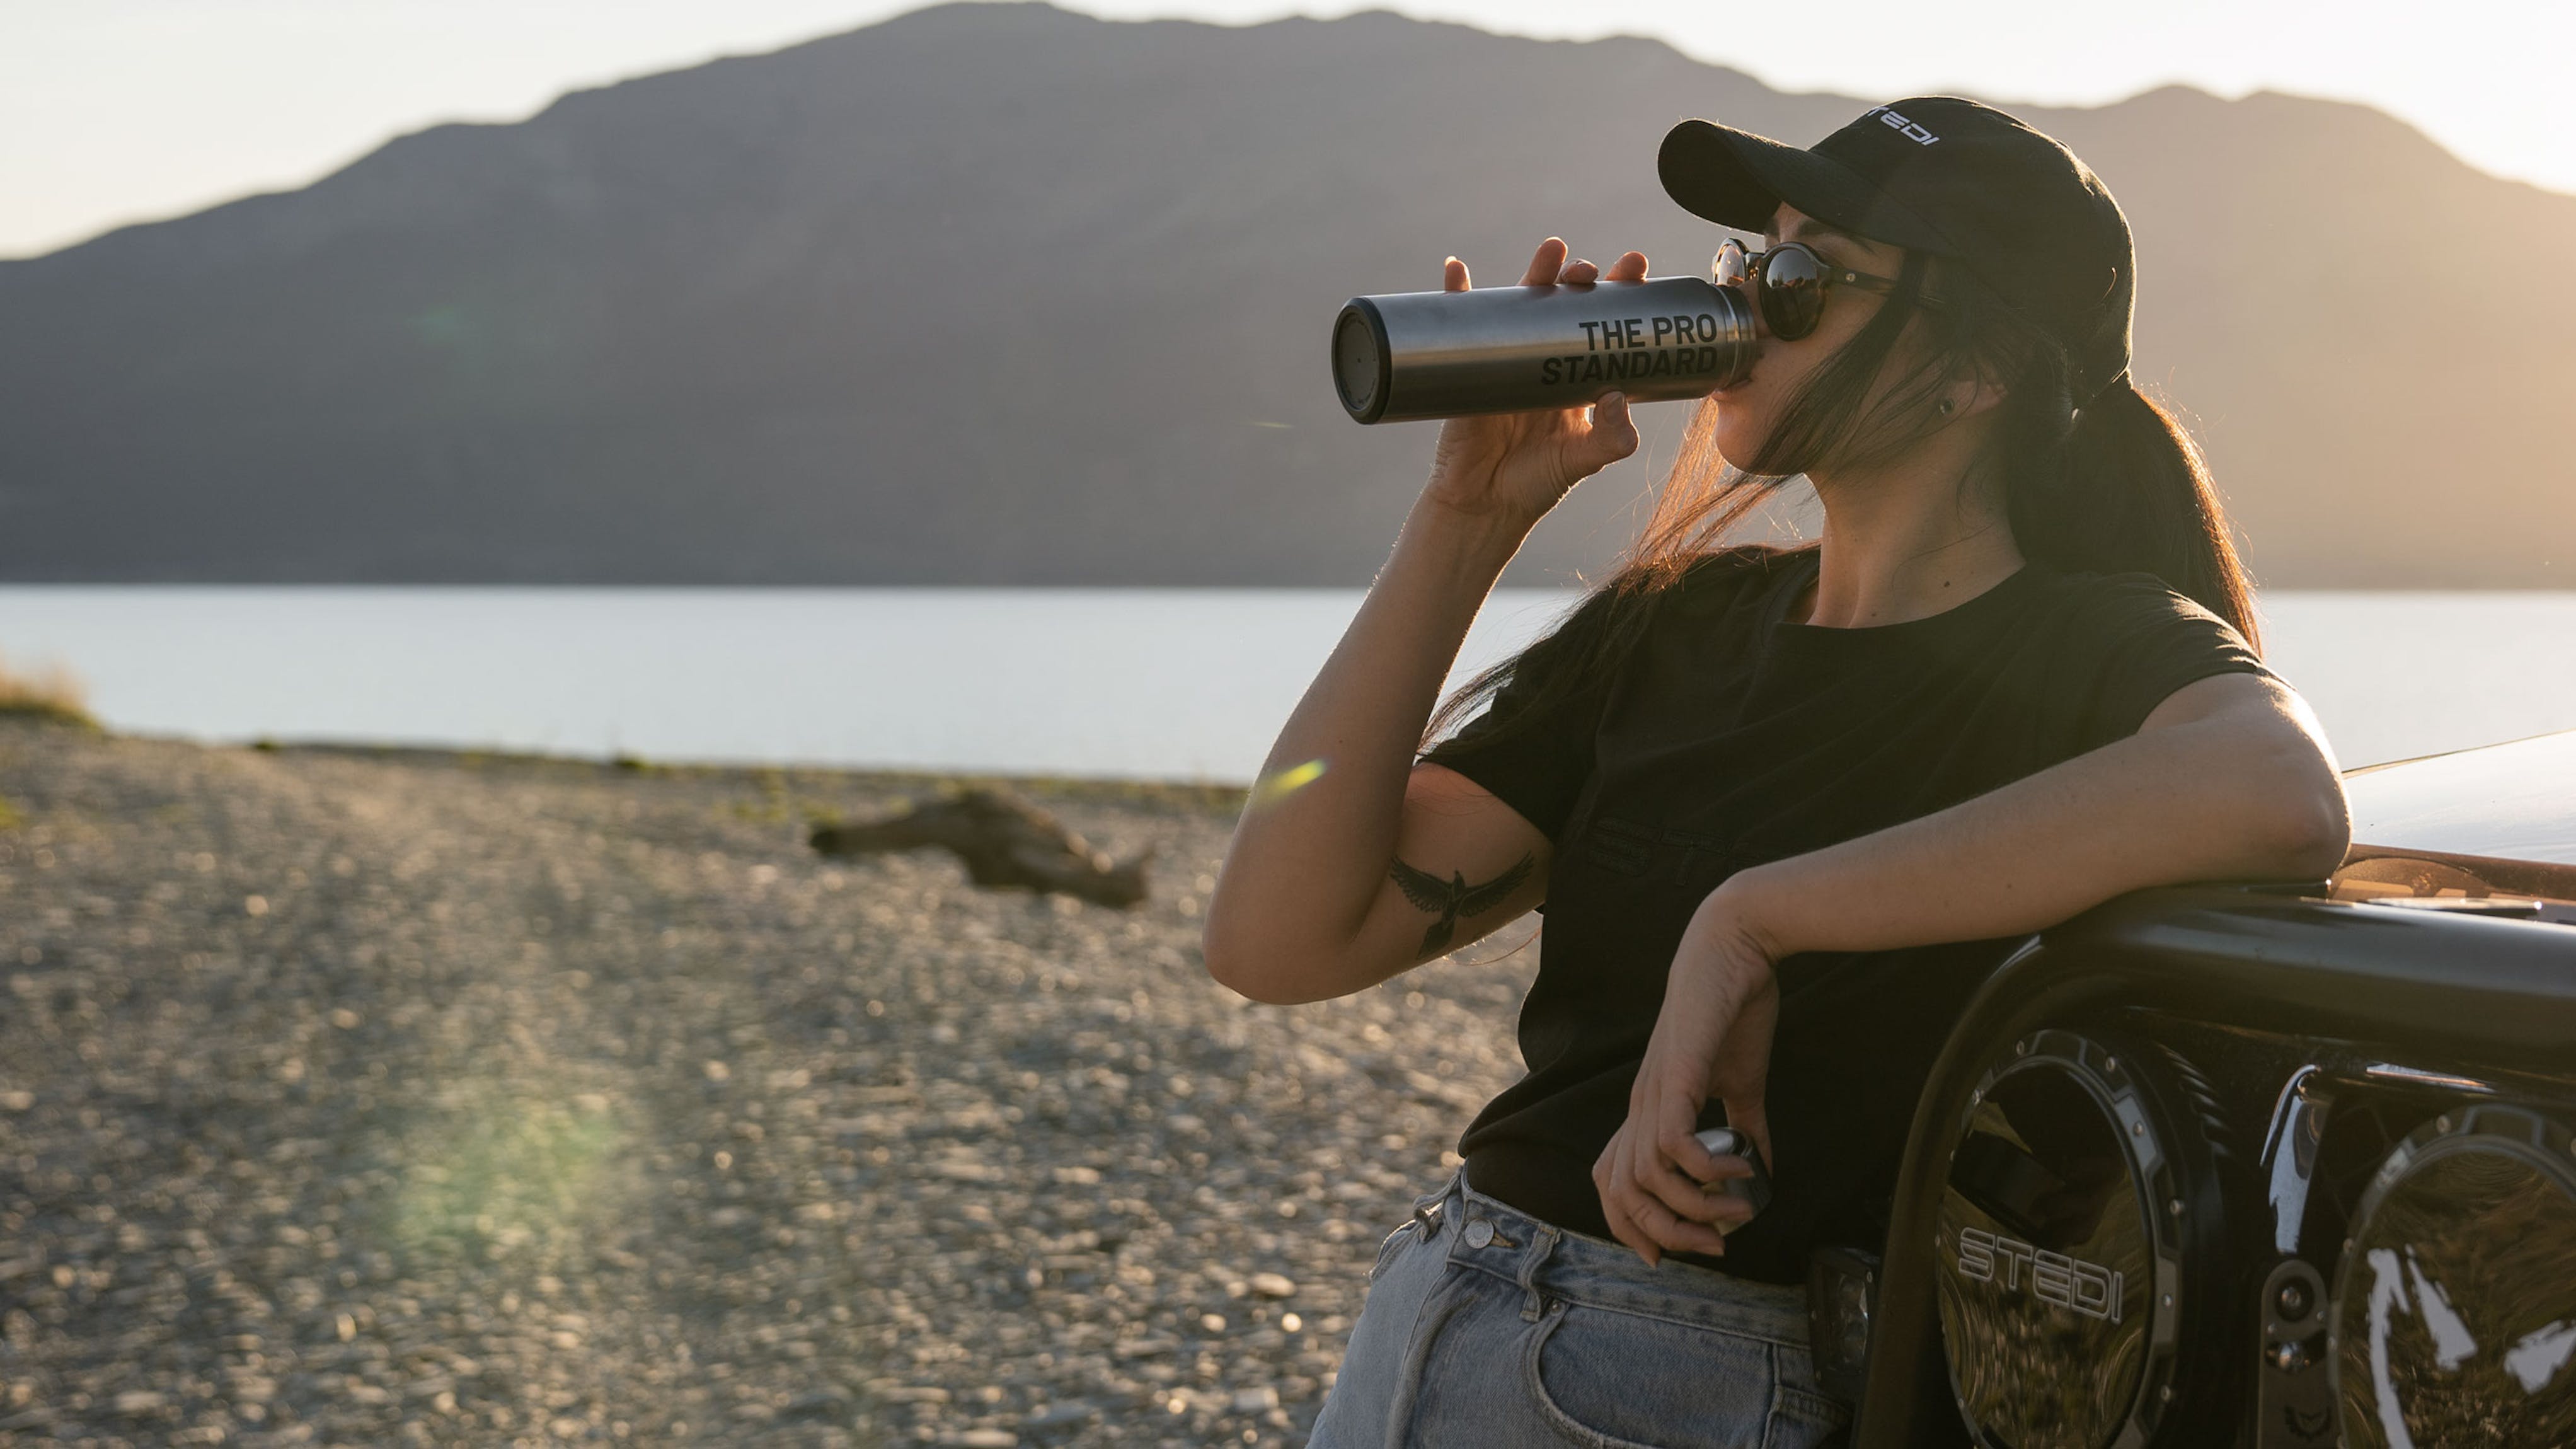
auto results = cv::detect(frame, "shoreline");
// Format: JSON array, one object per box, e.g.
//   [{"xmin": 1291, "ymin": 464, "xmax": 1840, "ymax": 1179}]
[{"xmin": 143, "ymin": 734, "xmax": 1258, "ymax": 814}]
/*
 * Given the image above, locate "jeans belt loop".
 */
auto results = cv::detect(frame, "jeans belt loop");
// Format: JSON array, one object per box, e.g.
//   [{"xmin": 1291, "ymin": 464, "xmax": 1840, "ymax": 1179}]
[
  {"xmin": 1409, "ymin": 1178, "xmax": 1452, "ymax": 1236},
  {"xmin": 1517, "ymin": 1223, "xmax": 1562, "ymax": 1322}
]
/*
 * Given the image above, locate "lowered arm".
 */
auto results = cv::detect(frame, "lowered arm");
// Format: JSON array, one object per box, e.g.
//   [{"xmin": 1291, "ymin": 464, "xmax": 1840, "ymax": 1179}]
[{"xmin": 1597, "ymin": 670, "xmax": 2351, "ymax": 1263}]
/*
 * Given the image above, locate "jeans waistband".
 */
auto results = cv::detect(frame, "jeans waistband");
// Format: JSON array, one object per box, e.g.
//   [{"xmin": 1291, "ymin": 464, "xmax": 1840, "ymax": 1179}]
[{"xmin": 1427, "ymin": 1174, "xmax": 1812, "ymax": 1349}]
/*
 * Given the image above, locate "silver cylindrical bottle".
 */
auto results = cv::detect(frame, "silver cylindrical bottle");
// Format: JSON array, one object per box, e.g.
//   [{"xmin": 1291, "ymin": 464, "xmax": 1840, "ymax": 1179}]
[{"xmin": 1331, "ymin": 274, "xmax": 1756, "ymax": 424}]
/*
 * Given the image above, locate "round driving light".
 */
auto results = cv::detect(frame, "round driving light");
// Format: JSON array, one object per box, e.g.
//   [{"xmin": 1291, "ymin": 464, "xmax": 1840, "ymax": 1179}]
[
  {"xmin": 2331, "ymin": 1104, "xmax": 2576, "ymax": 1446},
  {"xmin": 1935, "ymin": 1029, "xmax": 2233, "ymax": 1448}
]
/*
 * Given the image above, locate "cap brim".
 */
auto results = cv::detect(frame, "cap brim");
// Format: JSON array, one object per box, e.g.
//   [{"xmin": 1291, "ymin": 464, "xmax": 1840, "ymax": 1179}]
[{"xmin": 1657, "ymin": 118, "xmax": 1950, "ymax": 253}]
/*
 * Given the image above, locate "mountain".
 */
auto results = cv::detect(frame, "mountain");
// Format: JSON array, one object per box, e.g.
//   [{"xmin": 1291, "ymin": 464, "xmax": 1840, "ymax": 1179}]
[{"xmin": 3, "ymin": 3, "xmax": 2570, "ymax": 587}]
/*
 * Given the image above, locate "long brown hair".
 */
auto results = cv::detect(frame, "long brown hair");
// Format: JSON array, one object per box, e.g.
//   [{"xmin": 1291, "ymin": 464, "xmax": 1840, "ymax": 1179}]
[{"xmin": 1425, "ymin": 246, "xmax": 2258, "ymax": 751}]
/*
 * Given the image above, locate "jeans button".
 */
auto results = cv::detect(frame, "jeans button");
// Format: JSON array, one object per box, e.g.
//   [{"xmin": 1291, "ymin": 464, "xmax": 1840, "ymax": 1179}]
[{"xmin": 1464, "ymin": 1219, "xmax": 1495, "ymax": 1249}]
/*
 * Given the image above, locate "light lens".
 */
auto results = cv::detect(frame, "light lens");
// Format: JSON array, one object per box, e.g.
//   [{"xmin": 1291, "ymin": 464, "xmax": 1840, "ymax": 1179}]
[
  {"xmin": 1713, "ymin": 241, "xmax": 1752, "ymax": 289},
  {"xmin": 2333, "ymin": 1107, "xmax": 2576, "ymax": 1446}
]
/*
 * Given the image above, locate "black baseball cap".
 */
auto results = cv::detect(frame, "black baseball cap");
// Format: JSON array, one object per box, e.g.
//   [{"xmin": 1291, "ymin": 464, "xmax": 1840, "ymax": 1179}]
[{"xmin": 1659, "ymin": 97, "xmax": 2134, "ymax": 405}]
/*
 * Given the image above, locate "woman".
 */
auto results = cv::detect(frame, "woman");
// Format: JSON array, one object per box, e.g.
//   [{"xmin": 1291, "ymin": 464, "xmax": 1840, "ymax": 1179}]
[{"xmin": 1204, "ymin": 97, "xmax": 2349, "ymax": 1446}]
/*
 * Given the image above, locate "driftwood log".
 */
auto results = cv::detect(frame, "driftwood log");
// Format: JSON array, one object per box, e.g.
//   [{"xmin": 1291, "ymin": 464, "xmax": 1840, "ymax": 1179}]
[{"xmin": 810, "ymin": 788, "xmax": 1153, "ymax": 908}]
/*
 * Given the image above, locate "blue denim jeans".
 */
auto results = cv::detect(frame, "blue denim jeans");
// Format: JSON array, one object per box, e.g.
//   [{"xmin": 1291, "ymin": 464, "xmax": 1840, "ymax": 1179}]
[{"xmin": 1308, "ymin": 1175, "xmax": 1851, "ymax": 1449}]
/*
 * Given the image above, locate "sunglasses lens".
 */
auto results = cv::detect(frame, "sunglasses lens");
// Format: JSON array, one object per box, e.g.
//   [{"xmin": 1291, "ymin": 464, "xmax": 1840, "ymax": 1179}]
[
  {"xmin": 1713, "ymin": 242, "xmax": 1752, "ymax": 288},
  {"xmin": 1760, "ymin": 245, "xmax": 1827, "ymax": 339}
]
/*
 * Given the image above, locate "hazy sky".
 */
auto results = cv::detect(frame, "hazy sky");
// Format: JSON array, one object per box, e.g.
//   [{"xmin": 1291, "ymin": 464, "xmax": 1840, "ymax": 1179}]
[{"xmin": 6, "ymin": 0, "xmax": 2572, "ymax": 258}]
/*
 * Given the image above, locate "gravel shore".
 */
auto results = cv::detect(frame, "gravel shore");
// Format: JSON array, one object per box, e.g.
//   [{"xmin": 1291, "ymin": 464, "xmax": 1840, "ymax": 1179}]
[{"xmin": 0, "ymin": 722, "xmax": 1538, "ymax": 1448}]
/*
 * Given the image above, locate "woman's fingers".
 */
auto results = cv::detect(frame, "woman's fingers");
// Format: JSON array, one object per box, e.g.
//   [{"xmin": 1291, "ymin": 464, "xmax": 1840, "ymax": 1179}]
[
  {"xmin": 1694, "ymin": 1150, "xmax": 1757, "ymax": 1189},
  {"xmin": 1722, "ymin": 1100, "xmax": 1774, "ymax": 1177},
  {"xmin": 1593, "ymin": 1141, "xmax": 1658, "ymax": 1264},
  {"xmin": 1443, "ymin": 256, "xmax": 1469, "ymax": 292},
  {"xmin": 1635, "ymin": 1125, "xmax": 1731, "ymax": 1223},
  {"xmin": 1475, "ymin": 240, "xmax": 1644, "ymax": 293},
  {"xmin": 1620, "ymin": 1131, "xmax": 1732, "ymax": 1255},
  {"xmin": 1565, "ymin": 250, "xmax": 1647, "ymax": 286},
  {"xmin": 1606, "ymin": 1199, "xmax": 1659, "ymax": 1265},
  {"xmin": 1518, "ymin": 238, "xmax": 1570, "ymax": 288},
  {"xmin": 1632, "ymin": 1100, "xmax": 1742, "ymax": 1227},
  {"xmin": 1666, "ymin": 1123, "xmax": 1744, "ymax": 1191},
  {"xmin": 1640, "ymin": 1157, "xmax": 1742, "ymax": 1230},
  {"xmin": 1542, "ymin": 391, "xmax": 1635, "ymax": 488},
  {"xmin": 1631, "ymin": 1195, "xmax": 1732, "ymax": 1258},
  {"xmin": 1597, "ymin": 1119, "xmax": 1749, "ymax": 1266},
  {"xmin": 1576, "ymin": 393, "xmax": 1638, "ymax": 468}
]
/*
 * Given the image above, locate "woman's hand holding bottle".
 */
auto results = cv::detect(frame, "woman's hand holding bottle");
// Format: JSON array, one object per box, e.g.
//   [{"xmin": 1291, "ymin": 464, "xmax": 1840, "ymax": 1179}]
[
  {"xmin": 1420, "ymin": 238, "xmax": 1647, "ymax": 529},
  {"xmin": 1595, "ymin": 879, "xmax": 1783, "ymax": 1265}
]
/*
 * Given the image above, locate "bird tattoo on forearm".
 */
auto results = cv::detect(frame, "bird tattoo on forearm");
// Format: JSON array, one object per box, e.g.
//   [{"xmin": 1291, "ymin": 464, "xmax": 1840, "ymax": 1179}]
[{"xmin": 1389, "ymin": 853, "xmax": 1535, "ymax": 956}]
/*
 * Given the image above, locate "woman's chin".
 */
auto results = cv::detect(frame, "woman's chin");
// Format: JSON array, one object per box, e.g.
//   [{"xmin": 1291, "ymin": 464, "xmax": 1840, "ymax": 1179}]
[{"xmin": 1709, "ymin": 415, "xmax": 1766, "ymax": 470}]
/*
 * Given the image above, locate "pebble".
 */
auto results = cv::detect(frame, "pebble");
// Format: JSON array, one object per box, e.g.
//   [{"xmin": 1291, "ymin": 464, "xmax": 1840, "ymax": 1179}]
[
  {"xmin": 1024, "ymin": 1399, "xmax": 1098, "ymax": 1427},
  {"xmin": 880, "ymin": 1386, "xmax": 953, "ymax": 1405},
  {"xmin": 0, "ymin": 724, "xmax": 1537, "ymax": 1445}
]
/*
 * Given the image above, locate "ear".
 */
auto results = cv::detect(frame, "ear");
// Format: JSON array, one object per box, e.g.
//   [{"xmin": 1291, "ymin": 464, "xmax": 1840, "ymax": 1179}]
[{"xmin": 1940, "ymin": 369, "xmax": 2008, "ymax": 422}]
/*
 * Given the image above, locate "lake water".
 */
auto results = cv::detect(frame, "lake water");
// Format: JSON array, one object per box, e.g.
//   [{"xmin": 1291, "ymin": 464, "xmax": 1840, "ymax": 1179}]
[{"xmin": 0, "ymin": 588, "xmax": 2570, "ymax": 780}]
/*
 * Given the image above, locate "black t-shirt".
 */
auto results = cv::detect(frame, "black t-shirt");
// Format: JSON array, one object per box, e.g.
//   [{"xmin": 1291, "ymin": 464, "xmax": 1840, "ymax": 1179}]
[{"xmin": 1422, "ymin": 545, "xmax": 2271, "ymax": 1284}]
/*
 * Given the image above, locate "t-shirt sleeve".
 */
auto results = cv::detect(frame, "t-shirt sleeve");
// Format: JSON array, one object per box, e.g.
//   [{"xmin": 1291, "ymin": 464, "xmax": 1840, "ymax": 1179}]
[
  {"xmin": 1419, "ymin": 592, "xmax": 1618, "ymax": 841},
  {"xmin": 2077, "ymin": 574, "xmax": 2275, "ymax": 743}
]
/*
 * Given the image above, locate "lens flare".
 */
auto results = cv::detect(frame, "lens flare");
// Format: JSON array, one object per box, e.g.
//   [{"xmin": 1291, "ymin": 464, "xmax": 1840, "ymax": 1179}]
[
  {"xmin": 1250, "ymin": 758, "xmax": 1327, "ymax": 809},
  {"xmin": 389, "ymin": 1083, "xmax": 628, "ymax": 1256}
]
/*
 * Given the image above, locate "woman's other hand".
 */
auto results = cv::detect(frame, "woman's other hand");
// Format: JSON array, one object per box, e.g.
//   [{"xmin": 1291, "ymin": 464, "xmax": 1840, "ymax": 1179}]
[
  {"xmin": 1423, "ymin": 238, "xmax": 1647, "ymax": 527},
  {"xmin": 1594, "ymin": 884, "xmax": 1781, "ymax": 1265}
]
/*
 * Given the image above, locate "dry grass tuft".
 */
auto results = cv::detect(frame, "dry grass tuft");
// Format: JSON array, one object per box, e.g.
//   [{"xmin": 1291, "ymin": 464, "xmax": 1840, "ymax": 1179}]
[{"xmin": 0, "ymin": 651, "xmax": 97, "ymax": 729}]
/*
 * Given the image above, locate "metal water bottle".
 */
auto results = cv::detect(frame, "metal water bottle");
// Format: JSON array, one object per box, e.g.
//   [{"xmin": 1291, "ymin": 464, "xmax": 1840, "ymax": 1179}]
[{"xmin": 1330, "ymin": 271, "xmax": 1756, "ymax": 424}]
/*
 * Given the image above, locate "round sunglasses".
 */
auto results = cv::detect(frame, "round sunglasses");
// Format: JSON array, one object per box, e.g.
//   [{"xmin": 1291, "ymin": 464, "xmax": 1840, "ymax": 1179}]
[{"xmin": 1713, "ymin": 238, "xmax": 1919, "ymax": 341}]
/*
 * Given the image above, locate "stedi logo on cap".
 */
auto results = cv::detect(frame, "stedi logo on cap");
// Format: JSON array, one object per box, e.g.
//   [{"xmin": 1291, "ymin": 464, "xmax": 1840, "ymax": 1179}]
[{"xmin": 1863, "ymin": 106, "xmax": 1940, "ymax": 146}]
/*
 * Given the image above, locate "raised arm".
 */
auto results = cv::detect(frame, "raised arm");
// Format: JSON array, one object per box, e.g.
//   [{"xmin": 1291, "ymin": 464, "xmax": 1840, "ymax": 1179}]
[
  {"xmin": 1198, "ymin": 516, "xmax": 1553, "ymax": 1005},
  {"xmin": 1597, "ymin": 670, "xmax": 2351, "ymax": 1262},
  {"xmin": 1203, "ymin": 238, "xmax": 1646, "ymax": 1006}
]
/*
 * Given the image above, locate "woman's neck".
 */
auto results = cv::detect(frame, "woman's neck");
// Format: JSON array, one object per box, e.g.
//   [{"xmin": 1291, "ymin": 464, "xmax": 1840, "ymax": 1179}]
[{"xmin": 1795, "ymin": 460, "xmax": 2025, "ymax": 628}]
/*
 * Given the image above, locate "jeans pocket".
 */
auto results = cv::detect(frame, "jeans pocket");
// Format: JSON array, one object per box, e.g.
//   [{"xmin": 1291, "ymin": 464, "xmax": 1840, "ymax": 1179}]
[{"xmin": 1520, "ymin": 1300, "xmax": 1780, "ymax": 1449}]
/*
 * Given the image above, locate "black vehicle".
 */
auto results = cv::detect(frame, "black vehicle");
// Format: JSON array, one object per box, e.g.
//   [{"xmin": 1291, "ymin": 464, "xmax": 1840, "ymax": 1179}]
[{"xmin": 1837, "ymin": 729, "xmax": 2576, "ymax": 1448}]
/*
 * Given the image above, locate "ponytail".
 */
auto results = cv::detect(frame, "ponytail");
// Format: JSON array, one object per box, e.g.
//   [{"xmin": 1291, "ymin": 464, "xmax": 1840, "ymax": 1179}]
[{"xmin": 2008, "ymin": 376, "xmax": 2261, "ymax": 651}]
